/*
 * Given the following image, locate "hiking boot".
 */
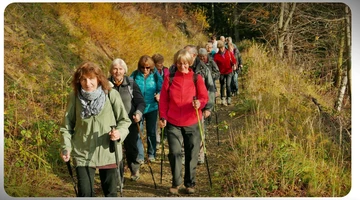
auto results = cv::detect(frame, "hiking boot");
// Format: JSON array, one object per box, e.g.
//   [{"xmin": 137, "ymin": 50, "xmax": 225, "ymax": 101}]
[
  {"xmin": 221, "ymin": 97, "xmax": 227, "ymax": 106},
  {"xmin": 148, "ymin": 157, "xmax": 155, "ymax": 163},
  {"xmin": 227, "ymin": 97, "xmax": 232, "ymax": 105},
  {"xmin": 136, "ymin": 159, "xmax": 144, "ymax": 165},
  {"xmin": 186, "ymin": 187, "xmax": 195, "ymax": 194},
  {"xmin": 169, "ymin": 186, "xmax": 180, "ymax": 195},
  {"xmin": 130, "ymin": 170, "xmax": 140, "ymax": 181},
  {"xmin": 198, "ymin": 152, "xmax": 204, "ymax": 165},
  {"xmin": 197, "ymin": 159, "xmax": 204, "ymax": 165}
]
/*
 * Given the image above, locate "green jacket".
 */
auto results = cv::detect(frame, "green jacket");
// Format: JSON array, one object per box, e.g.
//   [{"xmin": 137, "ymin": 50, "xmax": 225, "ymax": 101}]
[{"xmin": 60, "ymin": 89, "xmax": 131, "ymax": 168}]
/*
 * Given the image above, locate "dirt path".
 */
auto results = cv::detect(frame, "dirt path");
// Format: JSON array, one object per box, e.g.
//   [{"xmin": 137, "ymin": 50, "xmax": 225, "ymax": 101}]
[{"xmin": 99, "ymin": 96, "xmax": 238, "ymax": 197}]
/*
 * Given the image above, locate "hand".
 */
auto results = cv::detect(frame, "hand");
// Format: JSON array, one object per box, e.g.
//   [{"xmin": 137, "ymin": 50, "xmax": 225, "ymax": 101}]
[
  {"xmin": 154, "ymin": 93, "xmax": 160, "ymax": 102},
  {"xmin": 133, "ymin": 113, "xmax": 141, "ymax": 123},
  {"xmin": 193, "ymin": 99, "xmax": 200, "ymax": 109},
  {"xmin": 109, "ymin": 128, "xmax": 121, "ymax": 141},
  {"xmin": 203, "ymin": 110, "xmax": 211, "ymax": 118},
  {"xmin": 159, "ymin": 119, "xmax": 167, "ymax": 128},
  {"xmin": 61, "ymin": 149, "xmax": 70, "ymax": 162}
]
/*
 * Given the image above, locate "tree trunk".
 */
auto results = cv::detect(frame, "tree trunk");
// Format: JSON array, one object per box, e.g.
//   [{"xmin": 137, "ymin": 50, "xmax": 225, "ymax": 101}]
[
  {"xmin": 345, "ymin": 5, "xmax": 351, "ymax": 102},
  {"xmin": 211, "ymin": 3, "xmax": 215, "ymax": 33},
  {"xmin": 278, "ymin": 3, "xmax": 285, "ymax": 58},
  {"xmin": 233, "ymin": 3, "xmax": 239, "ymax": 42},
  {"xmin": 278, "ymin": 3, "xmax": 296, "ymax": 59},
  {"xmin": 335, "ymin": 71, "xmax": 348, "ymax": 112},
  {"xmin": 335, "ymin": 29, "xmax": 345, "ymax": 88},
  {"xmin": 335, "ymin": 5, "xmax": 351, "ymax": 111}
]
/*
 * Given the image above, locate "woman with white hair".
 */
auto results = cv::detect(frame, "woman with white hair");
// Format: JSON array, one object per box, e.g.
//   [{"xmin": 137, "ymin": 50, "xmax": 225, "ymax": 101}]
[{"xmin": 109, "ymin": 58, "xmax": 146, "ymax": 181}]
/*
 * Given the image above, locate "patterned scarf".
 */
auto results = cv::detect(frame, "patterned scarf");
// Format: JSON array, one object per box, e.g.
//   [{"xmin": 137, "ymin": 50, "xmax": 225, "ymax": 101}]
[{"xmin": 78, "ymin": 86, "xmax": 106, "ymax": 119}]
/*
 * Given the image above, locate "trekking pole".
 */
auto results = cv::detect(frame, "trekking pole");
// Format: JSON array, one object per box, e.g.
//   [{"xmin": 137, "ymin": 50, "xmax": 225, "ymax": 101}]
[
  {"xmin": 137, "ymin": 123, "xmax": 157, "ymax": 189},
  {"xmin": 110, "ymin": 126, "xmax": 124, "ymax": 197},
  {"xmin": 193, "ymin": 96, "xmax": 213, "ymax": 188},
  {"xmin": 214, "ymin": 96, "xmax": 220, "ymax": 146},
  {"xmin": 160, "ymin": 118, "xmax": 165, "ymax": 184},
  {"xmin": 62, "ymin": 150, "xmax": 78, "ymax": 197}
]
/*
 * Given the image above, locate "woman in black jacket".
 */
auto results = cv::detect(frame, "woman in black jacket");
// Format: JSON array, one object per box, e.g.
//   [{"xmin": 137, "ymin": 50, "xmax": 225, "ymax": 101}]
[{"xmin": 109, "ymin": 58, "xmax": 146, "ymax": 182}]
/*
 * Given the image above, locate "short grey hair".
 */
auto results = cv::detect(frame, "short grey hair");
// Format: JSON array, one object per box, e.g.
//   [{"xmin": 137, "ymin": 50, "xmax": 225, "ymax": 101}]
[
  {"xmin": 198, "ymin": 48, "xmax": 208, "ymax": 56},
  {"xmin": 110, "ymin": 58, "xmax": 128, "ymax": 74}
]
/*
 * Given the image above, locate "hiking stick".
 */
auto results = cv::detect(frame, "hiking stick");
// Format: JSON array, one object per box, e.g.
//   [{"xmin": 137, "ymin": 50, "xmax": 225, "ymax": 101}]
[
  {"xmin": 137, "ymin": 123, "xmax": 157, "ymax": 189},
  {"xmin": 110, "ymin": 126, "xmax": 124, "ymax": 197},
  {"xmin": 62, "ymin": 150, "xmax": 78, "ymax": 197},
  {"xmin": 193, "ymin": 96, "xmax": 213, "ymax": 188},
  {"xmin": 214, "ymin": 96, "xmax": 220, "ymax": 146},
  {"xmin": 157, "ymin": 102, "xmax": 165, "ymax": 184},
  {"xmin": 160, "ymin": 124, "xmax": 165, "ymax": 184}
]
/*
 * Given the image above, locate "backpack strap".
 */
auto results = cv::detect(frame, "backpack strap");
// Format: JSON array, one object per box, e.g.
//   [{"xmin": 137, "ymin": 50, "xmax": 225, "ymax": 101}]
[{"xmin": 125, "ymin": 76, "xmax": 134, "ymax": 99}]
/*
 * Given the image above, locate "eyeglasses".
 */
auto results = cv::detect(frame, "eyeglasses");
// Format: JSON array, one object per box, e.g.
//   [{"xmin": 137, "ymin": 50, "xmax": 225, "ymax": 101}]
[{"xmin": 141, "ymin": 66, "xmax": 151, "ymax": 70}]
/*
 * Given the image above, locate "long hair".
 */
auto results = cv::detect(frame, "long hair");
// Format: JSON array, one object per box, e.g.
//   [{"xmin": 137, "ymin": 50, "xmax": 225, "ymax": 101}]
[{"xmin": 72, "ymin": 61, "xmax": 111, "ymax": 96}]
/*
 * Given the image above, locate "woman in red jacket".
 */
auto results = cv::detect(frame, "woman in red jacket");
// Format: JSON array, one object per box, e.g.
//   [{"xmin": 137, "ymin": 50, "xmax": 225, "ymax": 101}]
[
  {"xmin": 213, "ymin": 40, "xmax": 237, "ymax": 106},
  {"xmin": 158, "ymin": 49, "xmax": 208, "ymax": 195}
]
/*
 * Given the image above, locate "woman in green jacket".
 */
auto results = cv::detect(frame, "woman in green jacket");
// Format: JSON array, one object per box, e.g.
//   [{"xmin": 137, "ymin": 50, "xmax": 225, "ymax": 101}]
[{"xmin": 60, "ymin": 61, "xmax": 131, "ymax": 197}]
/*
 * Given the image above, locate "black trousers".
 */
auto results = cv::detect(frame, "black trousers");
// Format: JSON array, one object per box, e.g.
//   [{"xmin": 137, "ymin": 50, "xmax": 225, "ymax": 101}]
[
  {"xmin": 76, "ymin": 166, "xmax": 117, "ymax": 197},
  {"xmin": 123, "ymin": 122, "xmax": 140, "ymax": 175}
]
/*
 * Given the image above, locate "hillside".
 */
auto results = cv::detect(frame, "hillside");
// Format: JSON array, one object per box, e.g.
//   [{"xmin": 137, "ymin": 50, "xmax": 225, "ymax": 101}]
[{"xmin": 4, "ymin": 3, "xmax": 351, "ymax": 198}]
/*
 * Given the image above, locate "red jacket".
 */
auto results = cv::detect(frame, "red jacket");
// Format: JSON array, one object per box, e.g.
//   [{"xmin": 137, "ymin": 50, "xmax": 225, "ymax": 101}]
[
  {"xmin": 159, "ymin": 69, "xmax": 208, "ymax": 127},
  {"xmin": 213, "ymin": 50, "xmax": 236, "ymax": 75}
]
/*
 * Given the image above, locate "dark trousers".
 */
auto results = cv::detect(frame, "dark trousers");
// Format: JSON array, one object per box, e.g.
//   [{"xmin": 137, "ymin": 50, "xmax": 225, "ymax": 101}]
[
  {"xmin": 124, "ymin": 122, "xmax": 140, "ymax": 174},
  {"xmin": 220, "ymin": 73, "xmax": 233, "ymax": 99},
  {"xmin": 76, "ymin": 166, "xmax": 117, "ymax": 197},
  {"xmin": 167, "ymin": 122, "xmax": 201, "ymax": 188}
]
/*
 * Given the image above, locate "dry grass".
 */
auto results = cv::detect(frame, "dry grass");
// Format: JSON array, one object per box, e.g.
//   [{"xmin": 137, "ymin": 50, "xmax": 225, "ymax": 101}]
[{"xmin": 215, "ymin": 43, "xmax": 351, "ymax": 197}]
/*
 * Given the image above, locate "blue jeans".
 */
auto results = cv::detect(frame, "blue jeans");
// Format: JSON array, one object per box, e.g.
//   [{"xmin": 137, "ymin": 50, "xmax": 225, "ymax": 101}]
[
  {"xmin": 220, "ymin": 73, "xmax": 233, "ymax": 99},
  {"xmin": 136, "ymin": 110, "xmax": 158, "ymax": 161},
  {"xmin": 231, "ymin": 71, "xmax": 239, "ymax": 93}
]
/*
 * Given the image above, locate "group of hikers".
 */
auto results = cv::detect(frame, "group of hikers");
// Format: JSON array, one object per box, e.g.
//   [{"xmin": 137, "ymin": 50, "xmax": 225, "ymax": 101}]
[{"xmin": 60, "ymin": 35, "xmax": 243, "ymax": 197}]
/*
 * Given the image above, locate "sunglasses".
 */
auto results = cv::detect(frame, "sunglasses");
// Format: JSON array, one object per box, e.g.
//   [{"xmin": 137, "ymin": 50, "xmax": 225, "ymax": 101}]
[{"xmin": 141, "ymin": 66, "xmax": 151, "ymax": 70}]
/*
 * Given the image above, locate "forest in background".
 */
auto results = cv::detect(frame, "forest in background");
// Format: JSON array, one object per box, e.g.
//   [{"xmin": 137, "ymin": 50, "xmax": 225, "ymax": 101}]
[{"xmin": 3, "ymin": 2, "xmax": 351, "ymax": 197}]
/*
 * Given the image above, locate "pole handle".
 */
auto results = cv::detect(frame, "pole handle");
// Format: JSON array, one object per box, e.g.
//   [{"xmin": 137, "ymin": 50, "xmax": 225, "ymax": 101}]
[{"xmin": 109, "ymin": 126, "xmax": 116, "ymax": 153}]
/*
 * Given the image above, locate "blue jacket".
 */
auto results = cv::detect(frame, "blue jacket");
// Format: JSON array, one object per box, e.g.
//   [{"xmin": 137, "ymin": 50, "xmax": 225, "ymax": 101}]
[{"xmin": 130, "ymin": 70, "xmax": 163, "ymax": 114}]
